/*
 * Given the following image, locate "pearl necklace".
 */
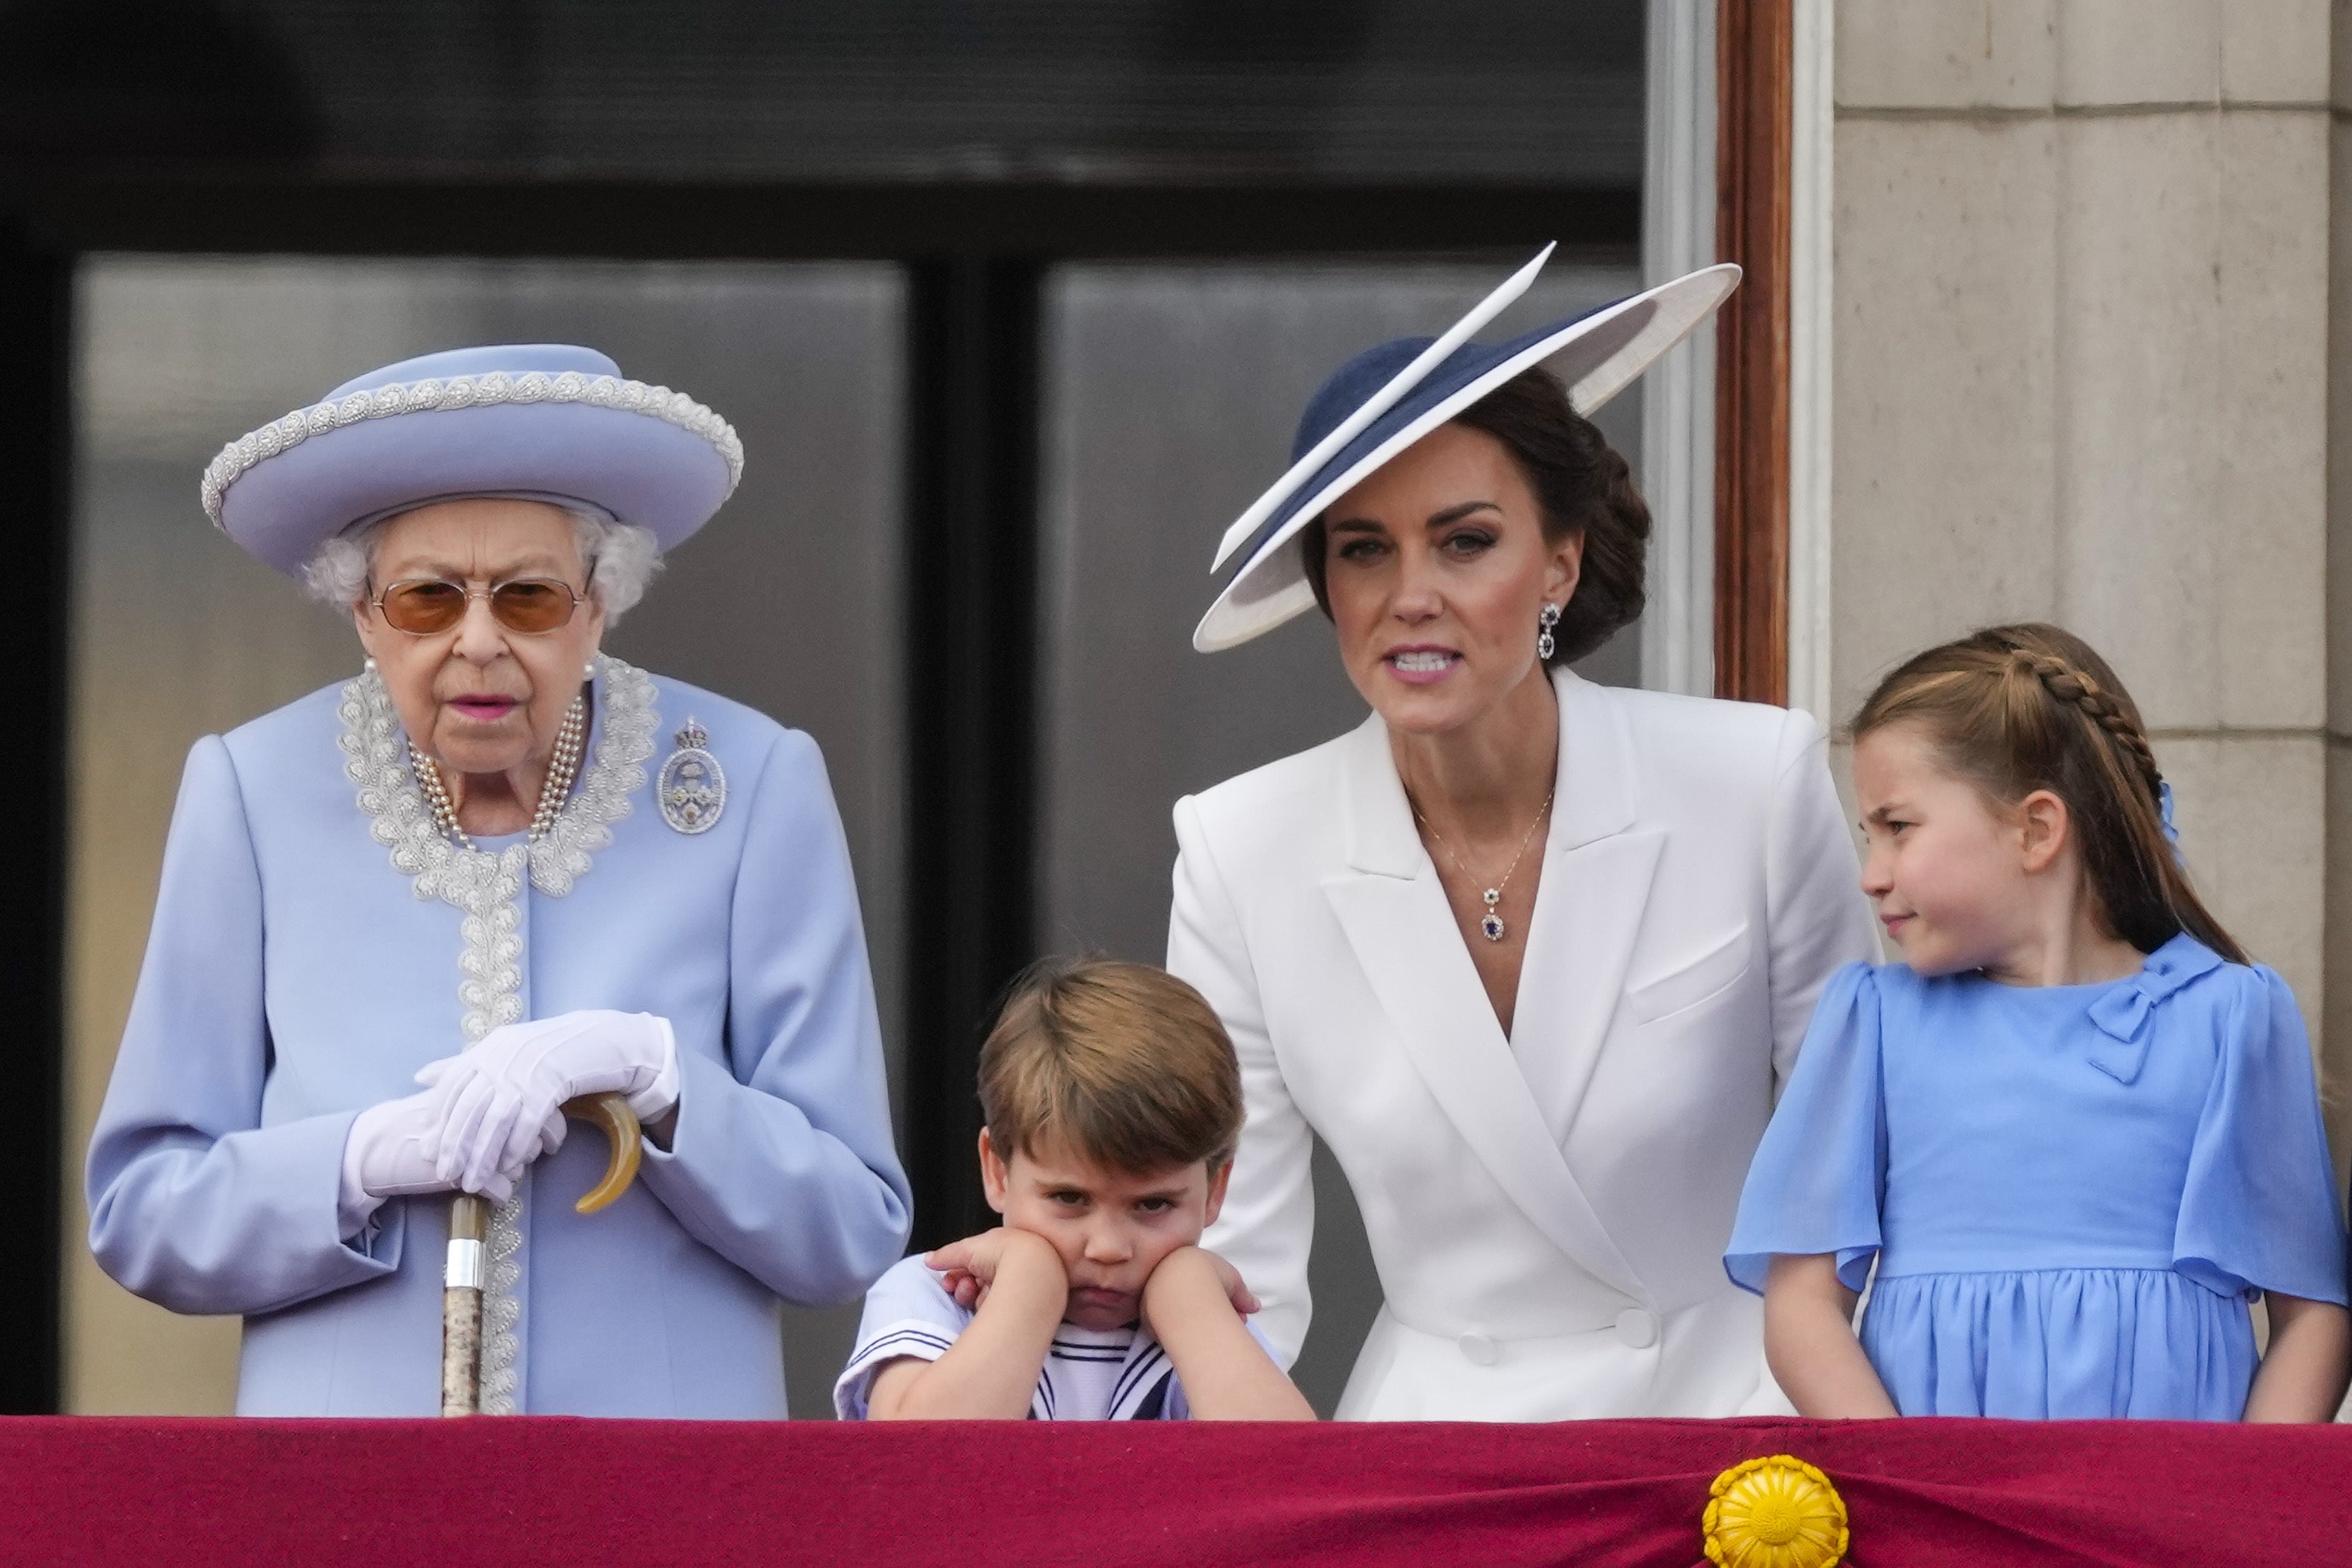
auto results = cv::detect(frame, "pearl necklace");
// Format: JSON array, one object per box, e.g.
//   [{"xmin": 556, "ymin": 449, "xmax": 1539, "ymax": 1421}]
[
  {"xmin": 410, "ymin": 692, "xmax": 589, "ymax": 851},
  {"xmin": 1411, "ymin": 786, "xmax": 1555, "ymax": 943}
]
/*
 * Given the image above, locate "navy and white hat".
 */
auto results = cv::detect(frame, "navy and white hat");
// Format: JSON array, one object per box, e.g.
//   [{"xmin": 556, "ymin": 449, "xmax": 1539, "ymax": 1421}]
[
  {"xmin": 1194, "ymin": 248, "xmax": 1741, "ymax": 652},
  {"xmin": 201, "ymin": 344, "xmax": 744, "ymax": 576}
]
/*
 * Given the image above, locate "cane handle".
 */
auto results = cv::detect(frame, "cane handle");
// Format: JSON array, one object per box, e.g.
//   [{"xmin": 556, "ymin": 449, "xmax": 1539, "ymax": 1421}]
[{"xmin": 562, "ymin": 1091, "xmax": 642, "ymax": 1214}]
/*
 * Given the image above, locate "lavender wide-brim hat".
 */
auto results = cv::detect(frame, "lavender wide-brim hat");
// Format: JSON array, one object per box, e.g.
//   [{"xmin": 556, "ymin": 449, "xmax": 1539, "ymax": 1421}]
[
  {"xmin": 202, "ymin": 344, "xmax": 744, "ymax": 576},
  {"xmin": 1193, "ymin": 248, "xmax": 1742, "ymax": 653}
]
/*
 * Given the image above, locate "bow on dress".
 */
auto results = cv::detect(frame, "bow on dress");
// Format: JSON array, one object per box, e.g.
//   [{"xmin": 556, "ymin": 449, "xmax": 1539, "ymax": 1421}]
[{"xmin": 2085, "ymin": 939, "xmax": 2223, "ymax": 1086}]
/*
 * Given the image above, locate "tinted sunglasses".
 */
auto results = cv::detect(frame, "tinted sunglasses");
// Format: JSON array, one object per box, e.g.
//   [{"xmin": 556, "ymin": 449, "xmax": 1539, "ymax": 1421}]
[{"xmin": 370, "ymin": 577, "xmax": 587, "ymax": 635}]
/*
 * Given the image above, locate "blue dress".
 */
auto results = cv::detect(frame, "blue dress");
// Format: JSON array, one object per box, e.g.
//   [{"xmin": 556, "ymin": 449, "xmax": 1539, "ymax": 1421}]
[{"xmin": 1725, "ymin": 936, "xmax": 2347, "ymax": 1419}]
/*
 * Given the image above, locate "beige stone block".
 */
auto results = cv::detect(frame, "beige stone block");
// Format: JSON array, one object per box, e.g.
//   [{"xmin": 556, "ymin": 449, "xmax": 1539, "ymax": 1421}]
[
  {"xmin": 2330, "ymin": 117, "xmax": 2352, "ymax": 733},
  {"xmin": 2057, "ymin": 0, "xmax": 2220, "ymax": 105},
  {"xmin": 1831, "ymin": 117, "xmax": 2060, "ymax": 718},
  {"xmin": 2061, "ymin": 108, "xmax": 2329, "ymax": 733},
  {"xmin": 2219, "ymin": 0, "xmax": 2333, "ymax": 102},
  {"xmin": 2054, "ymin": 113, "xmax": 2223, "ymax": 728},
  {"xmin": 2215, "ymin": 110, "xmax": 2330, "ymax": 728},
  {"xmin": 1836, "ymin": 0, "xmax": 2055, "ymax": 109},
  {"xmin": 2339, "ymin": 0, "xmax": 2352, "ymax": 111},
  {"xmin": 2325, "ymin": 743, "xmax": 2352, "ymax": 1178},
  {"xmin": 2155, "ymin": 733, "xmax": 2324, "ymax": 1037}
]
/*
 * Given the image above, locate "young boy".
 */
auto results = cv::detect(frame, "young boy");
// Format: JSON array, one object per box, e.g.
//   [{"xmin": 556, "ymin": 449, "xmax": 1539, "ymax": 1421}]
[{"xmin": 835, "ymin": 959, "xmax": 1313, "ymax": 1421}]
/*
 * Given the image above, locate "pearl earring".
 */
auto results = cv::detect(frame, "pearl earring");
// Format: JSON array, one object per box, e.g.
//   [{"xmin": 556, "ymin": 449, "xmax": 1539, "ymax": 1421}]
[
  {"xmin": 584, "ymin": 660, "xmax": 597, "ymax": 679},
  {"xmin": 1536, "ymin": 602, "xmax": 1562, "ymax": 661}
]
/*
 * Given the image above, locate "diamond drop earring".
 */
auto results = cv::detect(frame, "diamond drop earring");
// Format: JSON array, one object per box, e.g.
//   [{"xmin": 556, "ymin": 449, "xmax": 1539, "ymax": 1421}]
[{"xmin": 1536, "ymin": 602, "xmax": 1562, "ymax": 661}]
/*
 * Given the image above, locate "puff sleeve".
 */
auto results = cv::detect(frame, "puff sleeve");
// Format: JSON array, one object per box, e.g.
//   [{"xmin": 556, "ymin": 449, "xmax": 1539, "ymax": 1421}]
[
  {"xmin": 1725, "ymin": 962, "xmax": 1887, "ymax": 1295},
  {"xmin": 2172, "ymin": 966, "xmax": 2348, "ymax": 1306}
]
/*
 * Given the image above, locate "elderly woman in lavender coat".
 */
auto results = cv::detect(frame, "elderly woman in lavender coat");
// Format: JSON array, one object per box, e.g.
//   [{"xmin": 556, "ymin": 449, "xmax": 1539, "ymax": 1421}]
[{"xmin": 86, "ymin": 346, "xmax": 910, "ymax": 1417}]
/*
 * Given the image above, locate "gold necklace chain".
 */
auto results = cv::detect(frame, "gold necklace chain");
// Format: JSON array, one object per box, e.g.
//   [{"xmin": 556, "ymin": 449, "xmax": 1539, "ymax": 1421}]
[
  {"xmin": 1411, "ymin": 786, "xmax": 1555, "ymax": 943},
  {"xmin": 410, "ymin": 692, "xmax": 589, "ymax": 852}
]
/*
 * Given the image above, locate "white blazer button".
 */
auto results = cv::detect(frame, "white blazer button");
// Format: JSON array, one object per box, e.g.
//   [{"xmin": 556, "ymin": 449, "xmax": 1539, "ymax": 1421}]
[
  {"xmin": 1616, "ymin": 1308, "xmax": 1658, "ymax": 1349},
  {"xmin": 1457, "ymin": 1332, "xmax": 1500, "ymax": 1365}
]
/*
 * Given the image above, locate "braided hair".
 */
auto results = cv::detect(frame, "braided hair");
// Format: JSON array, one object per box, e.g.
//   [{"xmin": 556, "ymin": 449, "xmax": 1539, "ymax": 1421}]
[{"xmin": 1850, "ymin": 623, "xmax": 2245, "ymax": 964}]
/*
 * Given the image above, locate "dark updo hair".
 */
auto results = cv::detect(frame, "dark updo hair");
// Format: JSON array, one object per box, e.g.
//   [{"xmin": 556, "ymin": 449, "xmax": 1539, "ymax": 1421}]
[{"xmin": 1297, "ymin": 365, "xmax": 1650, "ymax": 666}]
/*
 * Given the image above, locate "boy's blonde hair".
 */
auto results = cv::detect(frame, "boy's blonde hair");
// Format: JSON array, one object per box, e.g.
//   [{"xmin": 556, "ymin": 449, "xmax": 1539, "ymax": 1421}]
[{"xmin": 979, "ymin": 958, "xmax": 1242, "ymax": 1175}]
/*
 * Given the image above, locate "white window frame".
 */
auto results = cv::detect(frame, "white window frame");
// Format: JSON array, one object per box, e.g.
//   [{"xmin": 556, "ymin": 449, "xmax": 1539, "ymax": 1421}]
[{"xmin": 1641, "ymin": 0, "xmax": 1835, "ymax": 721}]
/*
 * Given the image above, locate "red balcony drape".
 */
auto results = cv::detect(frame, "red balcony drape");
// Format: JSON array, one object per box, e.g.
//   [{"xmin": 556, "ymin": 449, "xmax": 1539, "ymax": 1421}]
[{"xmin": 6, "ymin": 1415, "xmax": 2344, "ymax": 1567}]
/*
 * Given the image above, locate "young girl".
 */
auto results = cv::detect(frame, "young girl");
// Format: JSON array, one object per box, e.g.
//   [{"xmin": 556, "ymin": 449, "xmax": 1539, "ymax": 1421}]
[{"xmin": 1726, "ymin": 624, "xmax": 2350, "ymax": 1421}]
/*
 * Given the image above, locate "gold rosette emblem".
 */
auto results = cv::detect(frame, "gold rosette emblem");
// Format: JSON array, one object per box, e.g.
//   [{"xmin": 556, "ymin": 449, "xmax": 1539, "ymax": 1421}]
[{"xmin": 1702, "ymin": 1455, "xmax": 1849, "ymax": 1568}]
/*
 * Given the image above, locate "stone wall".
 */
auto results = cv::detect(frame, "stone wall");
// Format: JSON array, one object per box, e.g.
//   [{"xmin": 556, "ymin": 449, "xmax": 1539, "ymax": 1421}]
[{"xmin": 1831, "ymin": 1, "xmax": 2342, "ymax": 1161}]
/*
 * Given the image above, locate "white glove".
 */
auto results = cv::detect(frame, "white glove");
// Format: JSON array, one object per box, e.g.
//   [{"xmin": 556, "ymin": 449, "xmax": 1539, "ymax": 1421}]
[
  {"xmin": 336, "ymin": 1088, "xmax": 557, "ymax": 1235},
  {"xmin": 416, "ymin": 1010, "xmax": 678, "ymax": 1197}
]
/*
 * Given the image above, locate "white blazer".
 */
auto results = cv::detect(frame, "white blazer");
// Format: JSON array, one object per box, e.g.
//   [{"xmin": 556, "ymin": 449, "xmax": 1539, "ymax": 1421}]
[{"xmin": 1171, "ymin": 669, "xmax": 1877, "ymax": 1419}]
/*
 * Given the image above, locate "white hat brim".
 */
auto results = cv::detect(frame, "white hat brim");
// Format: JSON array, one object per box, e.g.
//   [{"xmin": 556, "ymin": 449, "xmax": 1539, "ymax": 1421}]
[{"xmin": 1192, "ymin": 262, "xmax": 1741, "ymax": 654}]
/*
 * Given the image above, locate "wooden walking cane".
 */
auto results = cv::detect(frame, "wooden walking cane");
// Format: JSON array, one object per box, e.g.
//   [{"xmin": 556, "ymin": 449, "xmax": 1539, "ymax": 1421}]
[{"xmin": 441, "ymin": 1091, "xmax": 644, "ymax": 1416}]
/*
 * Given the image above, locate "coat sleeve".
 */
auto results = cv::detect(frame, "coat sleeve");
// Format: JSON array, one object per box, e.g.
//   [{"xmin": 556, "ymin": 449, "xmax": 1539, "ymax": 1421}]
[
  {"xmin": 86, "ymin": 736, "xmax": 402, "ymax": 1316},
  {"xmin": 1763, "ymin": 709, "xmax": 1882, "ymax": 1087},
  {"xmin": 634, "ymin": 728, "xmax": 913, "ymax": 1307},
  {"xmin": 1172, "ymin": 795, "xmax": 1315, "ymax": 1368}
]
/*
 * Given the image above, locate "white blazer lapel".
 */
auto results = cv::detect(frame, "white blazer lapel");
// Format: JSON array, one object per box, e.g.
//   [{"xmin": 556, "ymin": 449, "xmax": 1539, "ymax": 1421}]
[
  {"xmin": 1319, "ymin": 713, "xmax": 1647, "ymax": 1303},
  {"xmin": 1512, "ymin": 673, "xmax": 1664, "ymax": 1144}
]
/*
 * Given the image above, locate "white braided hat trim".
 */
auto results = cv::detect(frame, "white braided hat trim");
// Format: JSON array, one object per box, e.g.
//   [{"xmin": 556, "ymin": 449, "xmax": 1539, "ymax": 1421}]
[{"xmin": 200, "ymin": 369, "xmax": 745, "ymax": 527}]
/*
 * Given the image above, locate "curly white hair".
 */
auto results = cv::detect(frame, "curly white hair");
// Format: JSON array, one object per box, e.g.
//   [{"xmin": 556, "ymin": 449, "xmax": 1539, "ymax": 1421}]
[{"xmin": 301, "ymin": 504, "xmax": 664, "ymax": 625}]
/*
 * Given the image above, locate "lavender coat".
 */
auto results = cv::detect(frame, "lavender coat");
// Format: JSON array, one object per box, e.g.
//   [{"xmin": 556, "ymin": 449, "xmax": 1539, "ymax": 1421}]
[{"xmin": 86, "ymin": 658, "xmax": 910, "ymax": 1417}]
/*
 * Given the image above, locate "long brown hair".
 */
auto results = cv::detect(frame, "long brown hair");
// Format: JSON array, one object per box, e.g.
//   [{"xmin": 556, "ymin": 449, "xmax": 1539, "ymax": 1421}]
[{"xmin": 1850, "ymin": 623, "xmax": 2245, "ymax": 965}]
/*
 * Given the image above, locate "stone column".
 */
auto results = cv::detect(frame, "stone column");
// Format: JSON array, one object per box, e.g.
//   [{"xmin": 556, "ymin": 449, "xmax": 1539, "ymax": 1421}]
[{"xmin": 1832, "ymin": 2, "xmax": 2338, "ymax": 1150}]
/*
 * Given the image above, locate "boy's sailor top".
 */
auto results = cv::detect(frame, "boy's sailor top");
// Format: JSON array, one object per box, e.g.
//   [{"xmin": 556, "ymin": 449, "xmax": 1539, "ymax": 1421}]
[{"xmin": 835, "ymin": 1255, "xmax": 1278, "ymax": 1420}]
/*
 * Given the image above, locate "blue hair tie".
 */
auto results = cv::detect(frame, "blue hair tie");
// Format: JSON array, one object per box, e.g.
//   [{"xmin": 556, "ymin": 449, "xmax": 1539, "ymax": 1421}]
[{"xmin": 2157, "ymin": 779, "xmax": 2182, "ymax": 863}]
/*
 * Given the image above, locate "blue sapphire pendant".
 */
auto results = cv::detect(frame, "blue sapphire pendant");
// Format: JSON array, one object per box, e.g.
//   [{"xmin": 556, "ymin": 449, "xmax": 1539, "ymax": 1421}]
[{"xmin": 1479, "ymin": 888, "xmax": 1505, "ymax": 941}]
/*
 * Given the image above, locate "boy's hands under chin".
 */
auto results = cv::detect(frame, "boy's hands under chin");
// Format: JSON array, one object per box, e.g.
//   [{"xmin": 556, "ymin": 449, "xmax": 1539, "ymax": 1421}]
[
  {"xmin": 1138, "ymin": 1245, "xmax": 1261, "ymax": 1337},
  {"xmin": 871, "ymin": 1228, "xmax": 1072, "ymax": 1420},
  {"xmin": 1136, "ymin": 1245, "xmax": 1314, "ymax": 1421},
  {"xmin": 927, "ymin": 1226, "xmax": 1068, "ymax": 1313}
]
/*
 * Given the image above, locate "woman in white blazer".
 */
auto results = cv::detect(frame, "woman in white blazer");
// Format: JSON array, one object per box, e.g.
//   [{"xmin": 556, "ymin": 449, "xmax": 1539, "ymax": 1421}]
[{"xmin": 1170, "ymin": 255, "xmax": 1877, "ymax": 1419}]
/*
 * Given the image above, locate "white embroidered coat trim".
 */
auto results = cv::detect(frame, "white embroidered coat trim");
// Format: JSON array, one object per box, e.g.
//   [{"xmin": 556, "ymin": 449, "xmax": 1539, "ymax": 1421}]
[{"xmin": 336, "ymin": 653, "xmax": 659, "ymax": 1415}]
